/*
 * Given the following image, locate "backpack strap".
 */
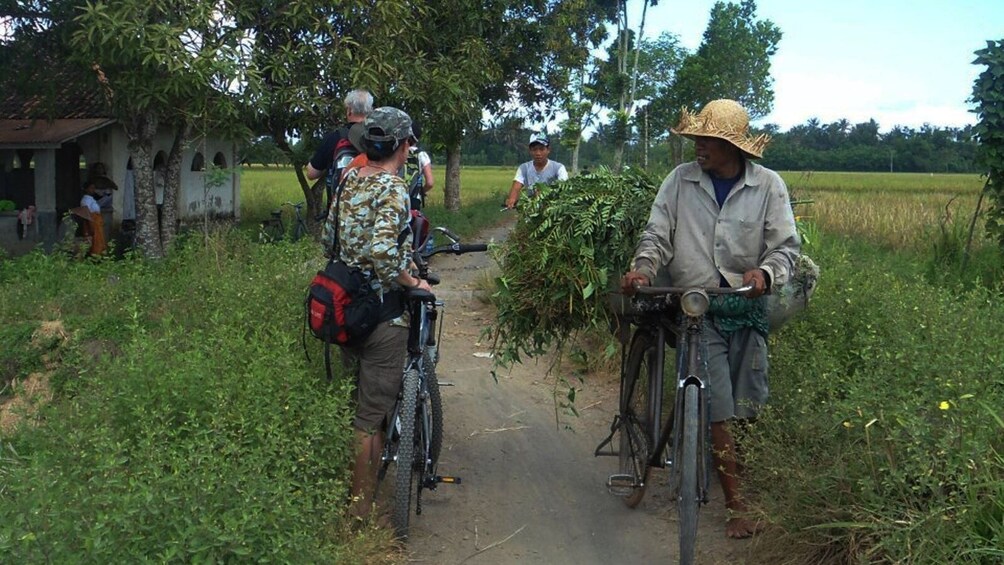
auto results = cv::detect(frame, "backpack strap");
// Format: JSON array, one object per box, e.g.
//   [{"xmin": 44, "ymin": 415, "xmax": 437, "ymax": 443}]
[{"xmin": 330, "ymin": 172, "xmax": 351, "ymax": 259}]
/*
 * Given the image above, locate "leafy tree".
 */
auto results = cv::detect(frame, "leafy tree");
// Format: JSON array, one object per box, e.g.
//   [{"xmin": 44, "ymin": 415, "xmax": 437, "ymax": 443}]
[
  {"xmin": 233, "ymin": 0, "xmax": 423, "ymax": 223},
  {"xmin": 239, "ymin": 137, "xmax": 288, "ymax": 167},
  {"xmin": 972, "ymin": 39, "xmax": 1004, "ymax": 246},
  {"xmin": 68, "ymin": 0, "xmax": 248, "ymax": 257},
  {"xmin": 413, "ymin": 0, "xmax": 608, "ymax": 210},
  {"xmin": 631, "ymin": 31, "xmax": 688, "ymax": 141},
  {"xmin": 589, "ymin": 0, "xmax": 658, "ymax": 171},
  {"xmin": 663, "ymin": 0, "xmax": 780, "ymax": 165}
]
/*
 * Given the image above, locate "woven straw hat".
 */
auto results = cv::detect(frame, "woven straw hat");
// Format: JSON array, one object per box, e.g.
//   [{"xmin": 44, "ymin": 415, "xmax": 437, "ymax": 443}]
[{"xmin": 671, "ymin": 99, "xmax": 770, "ymax": 159}]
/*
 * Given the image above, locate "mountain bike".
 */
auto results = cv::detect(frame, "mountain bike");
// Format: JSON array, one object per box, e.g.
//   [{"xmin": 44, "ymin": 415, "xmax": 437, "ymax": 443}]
[
  {"xmin": 595, "ymin": 282, "xmax": 753, "ymax": 564},
  {"xmin": 375, "ymin": 226, "xmax": 488, "ymax": 540},
  {"xmin": 258, "ymin": 201, "xmax": 308, "ymax": 243}
]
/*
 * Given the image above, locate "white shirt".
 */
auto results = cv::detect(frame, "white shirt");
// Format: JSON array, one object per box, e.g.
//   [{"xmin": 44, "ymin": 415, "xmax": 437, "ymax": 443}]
[
  {"xmin": 514, "ymin": 160, "xmax": 568, "ymax": 190},
  {"xmin": 81, "ymin": 194, "xmax": 101, "ymax": 213},
  {"xmin": 416, "ymin": 150, "xmax": 431, "ymax": 169}
]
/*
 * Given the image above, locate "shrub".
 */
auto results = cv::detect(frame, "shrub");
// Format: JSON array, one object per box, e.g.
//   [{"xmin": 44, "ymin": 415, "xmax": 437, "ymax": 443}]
[
  {"xmin": 748, "ymin": 238, "xmax": 1004, "ymax": 563},
  {"xmin": 0, "ymin": 230, "xmax": 383, "ymax": 562}
]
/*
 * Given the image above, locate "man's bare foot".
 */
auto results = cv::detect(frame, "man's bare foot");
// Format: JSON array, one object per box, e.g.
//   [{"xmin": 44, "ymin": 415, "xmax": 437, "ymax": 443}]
[{"xmin": 726, "ymin": 514, "xmax": 763, "ymax": 539}]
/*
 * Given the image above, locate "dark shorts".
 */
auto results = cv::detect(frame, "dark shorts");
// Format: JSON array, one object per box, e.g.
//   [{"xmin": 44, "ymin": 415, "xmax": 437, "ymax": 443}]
[
  {"xmin": 341, "ymin": 322, "xmax": 408, "ymax": 432},
  {"xmin": 703, "ymin": 321, "xmax": 769, "ymax": 422}
]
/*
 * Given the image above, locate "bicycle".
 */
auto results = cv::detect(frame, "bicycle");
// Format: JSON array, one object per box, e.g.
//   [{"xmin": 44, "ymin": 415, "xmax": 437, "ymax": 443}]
[
  {"xmin": 258, "ymin": 201, "xmax": 309, "ymax": 243},
  {"xmin": 595, "ymin": 281, "xmax": 754, "ymax": 564},
  {"xmin": 375, "ymin": 226, "xmax": 488, "ymax": 540}
]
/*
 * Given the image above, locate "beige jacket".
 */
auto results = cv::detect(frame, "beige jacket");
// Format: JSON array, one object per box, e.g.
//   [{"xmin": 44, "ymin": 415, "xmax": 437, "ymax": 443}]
[{"xmin": 632, "ymin": 160, "xmax": 800, "ymax": 290}]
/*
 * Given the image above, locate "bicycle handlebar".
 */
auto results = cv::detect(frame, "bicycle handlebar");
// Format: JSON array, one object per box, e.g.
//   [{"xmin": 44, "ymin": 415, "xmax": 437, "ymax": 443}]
[
  {"xmin": 422, "ymin": 242, "xmax": 488, "ymax": 259},
  {"xmin": 634, "ymin": 283, "xmax": 756, "ymax": 296}
]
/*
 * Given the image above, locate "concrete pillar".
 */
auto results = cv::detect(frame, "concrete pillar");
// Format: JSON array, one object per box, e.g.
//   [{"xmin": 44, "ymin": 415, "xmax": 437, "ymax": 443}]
[
  {"xmin": 231, "ymin": 142, "xmax": 241, "ymax": 221},
  {"xmin": 33, "ymin": 149, "xmax": 58, "ymax": 249}
]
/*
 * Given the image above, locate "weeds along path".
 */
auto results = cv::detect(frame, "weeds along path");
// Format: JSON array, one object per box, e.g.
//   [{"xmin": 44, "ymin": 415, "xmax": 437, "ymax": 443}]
[{"xmin": 404, "ymin": 217, "xmax": 753, "ymax": 564}]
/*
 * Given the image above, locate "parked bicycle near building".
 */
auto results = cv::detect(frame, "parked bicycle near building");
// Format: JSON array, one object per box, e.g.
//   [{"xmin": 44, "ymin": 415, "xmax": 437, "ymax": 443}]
[{"xmin": 259, "ymin": 201, "xmax": 309, "ymax": 243}]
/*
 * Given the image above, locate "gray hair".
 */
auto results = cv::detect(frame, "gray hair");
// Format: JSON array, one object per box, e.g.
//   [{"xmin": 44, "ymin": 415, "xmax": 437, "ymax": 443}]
[{"xmin": 344, "ymin": 89, "xmax": 374, "ymax": 117}]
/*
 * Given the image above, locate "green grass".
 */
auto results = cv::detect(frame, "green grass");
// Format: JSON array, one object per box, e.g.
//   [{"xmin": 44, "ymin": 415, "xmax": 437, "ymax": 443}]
[
  {"xmin": 239, "ymin": 165, "xmax": 513, "ymax": 230},
  {"xmin": 3, "ymin": 166, "xmax": 1002, "ymax": 563},
  {"xmin": 748, "ymin": 235, "xmax": 1004, "ymax": 564}
]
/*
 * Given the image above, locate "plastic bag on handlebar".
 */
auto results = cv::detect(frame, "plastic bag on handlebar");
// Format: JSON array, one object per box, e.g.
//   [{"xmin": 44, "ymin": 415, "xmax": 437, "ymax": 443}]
[{"xmin": 767, "ymin": 254, "xmax": 819, "ymax": 330}]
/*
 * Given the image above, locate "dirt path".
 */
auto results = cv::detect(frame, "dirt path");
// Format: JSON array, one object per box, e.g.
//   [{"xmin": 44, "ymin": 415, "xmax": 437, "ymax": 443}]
[{"xmin": 401, "ymin": 220, "xmax": 756, "ymax": 564}]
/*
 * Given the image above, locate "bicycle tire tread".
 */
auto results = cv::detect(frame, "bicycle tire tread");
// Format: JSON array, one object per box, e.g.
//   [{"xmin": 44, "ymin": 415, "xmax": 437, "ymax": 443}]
[
  {"xmin": 393, "ymin": 368, "xmax": 420, "ymax": 539},
  {"xmin": 678, "ymin": 383, "xmax": 700, "ymax": 564}
]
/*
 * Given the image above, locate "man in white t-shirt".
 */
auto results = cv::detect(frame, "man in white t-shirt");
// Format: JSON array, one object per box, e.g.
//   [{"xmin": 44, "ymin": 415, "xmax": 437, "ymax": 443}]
[{"xmin": 504, "ymin": 132, "xmax": 568, "ymax": 209}]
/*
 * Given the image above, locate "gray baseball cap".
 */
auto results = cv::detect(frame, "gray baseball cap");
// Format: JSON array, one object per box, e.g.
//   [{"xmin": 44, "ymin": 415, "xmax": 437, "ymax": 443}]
[{"xmin": 362, "ymin": 107, "xmax": 415, "ymax": 145}]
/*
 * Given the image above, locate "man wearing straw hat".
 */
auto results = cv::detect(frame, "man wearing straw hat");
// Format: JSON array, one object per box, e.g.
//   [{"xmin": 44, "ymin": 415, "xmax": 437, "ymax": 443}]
[{"xmin": 621, "ymin": 99, "xmax": 800, "ymax": 539}]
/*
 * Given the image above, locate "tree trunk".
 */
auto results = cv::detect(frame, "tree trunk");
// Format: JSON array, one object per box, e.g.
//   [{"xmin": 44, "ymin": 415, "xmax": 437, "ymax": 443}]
[
  {"xmin": 670, "ymin": 136, "xmax": 684, "ymax": 168},
  {"xmin": 571, "ymin": 139, "xmax": 581, "ymax": 175},
  {"xmin": 277, "ymin": 133, "xmax": 324, "ymax": 229},
  {"xmin": 643, "ymin": 107, "xmax": 649, "ymax": 170},
  {"xmin": 445, "ymin": 144, "xmax": 462, "ymax": 212},
  {"xmin": 163, "ymin": 126, "xmax": 187, "ymax": 251},
  {"xmin": 127, "ymin": 113, "xmax": 163, "ymax": 258}
]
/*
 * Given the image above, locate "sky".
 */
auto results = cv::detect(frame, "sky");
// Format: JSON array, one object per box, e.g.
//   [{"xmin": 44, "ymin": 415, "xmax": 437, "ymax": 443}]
[{"xmin": 629, "ymin": 0, "xmax": 1004, "ymax": 132}]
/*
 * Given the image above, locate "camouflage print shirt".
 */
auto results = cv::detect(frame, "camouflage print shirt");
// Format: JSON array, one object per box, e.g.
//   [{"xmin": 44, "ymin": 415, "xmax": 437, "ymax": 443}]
[{"xmin": 321, "ymin": 169, "xmax": 412, "ymax": 294}]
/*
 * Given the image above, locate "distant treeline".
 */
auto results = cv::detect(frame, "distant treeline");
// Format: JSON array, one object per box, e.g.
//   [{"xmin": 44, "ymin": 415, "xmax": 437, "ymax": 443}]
[{"xmin": 241, "ymin": 118, "xmax": 980, "ymax": 175}]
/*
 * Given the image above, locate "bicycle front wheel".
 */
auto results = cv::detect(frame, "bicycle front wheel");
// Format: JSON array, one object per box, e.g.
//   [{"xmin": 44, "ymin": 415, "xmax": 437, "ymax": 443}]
[
  {"xmin": 678, "ymin": 383, "xmax": 701, "ymax": 564},
  {"xmin": 425, "ymin": 346, "xmax": 443, "ymax": 471},
  {"xmin": 392, "ymin": 367, "xmax": 420, "ymax": 539}
]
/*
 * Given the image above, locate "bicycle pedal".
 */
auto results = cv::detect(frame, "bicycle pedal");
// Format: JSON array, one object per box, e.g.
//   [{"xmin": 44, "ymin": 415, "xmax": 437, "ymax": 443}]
[
  {"xmin": 607, "ymin": 473, "xmax": 641, "ymax": 496},
  {"xmin": 437, "ymin": 380, "xmax": 455, "ymax": 387},
  {"xmin": 436, "ymin": 475, "xmax": 462, "ymax": 485}
]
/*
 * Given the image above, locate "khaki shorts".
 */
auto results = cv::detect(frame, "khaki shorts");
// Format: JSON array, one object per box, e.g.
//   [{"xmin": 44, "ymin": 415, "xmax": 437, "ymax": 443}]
[
  {"xmin": 702, "ymin": 320, "xmax": 769, "ymax": 423},
  {"xmin": 340, "ymin": 321, "xmax": 408, "ymax": 432}
]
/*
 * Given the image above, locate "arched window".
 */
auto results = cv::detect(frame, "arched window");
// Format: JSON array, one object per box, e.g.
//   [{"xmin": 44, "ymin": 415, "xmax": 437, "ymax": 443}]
[
  {"xmin": 213, "ymin": 152, "xmax": 227, "ymax": 168},
  {"xmin": 191, "ymin": 152, "xmax": 205, "ymax": 171},
  {"xmin": 153, "ymin": 151, "xmax": 167, "ymax": 170}
]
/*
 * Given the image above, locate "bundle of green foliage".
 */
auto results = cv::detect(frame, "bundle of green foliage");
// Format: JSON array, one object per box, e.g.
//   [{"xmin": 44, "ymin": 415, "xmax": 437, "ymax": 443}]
[
  {"xmin": 0, "ymin": 199, "xmax": 16, "ymax": 212},
  {"xmin": 488, "ymin": 168, "xmax": 658, "ymax": 368}
]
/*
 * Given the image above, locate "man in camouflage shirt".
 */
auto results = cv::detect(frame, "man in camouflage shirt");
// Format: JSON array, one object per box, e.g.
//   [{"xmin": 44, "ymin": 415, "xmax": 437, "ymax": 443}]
[{"xmin": 321, "ymin": 107, "xmax": 432, "ymax": 524}]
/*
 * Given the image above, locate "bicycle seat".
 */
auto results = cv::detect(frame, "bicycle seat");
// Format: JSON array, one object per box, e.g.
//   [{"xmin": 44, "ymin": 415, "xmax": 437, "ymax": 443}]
[
  {"xmin": 405, "ymin": 288, "xmax": 436, "ymax": 302},
  {"xmin": 425, "ymin": 273, "xmax": 441, "ymax": 286}
]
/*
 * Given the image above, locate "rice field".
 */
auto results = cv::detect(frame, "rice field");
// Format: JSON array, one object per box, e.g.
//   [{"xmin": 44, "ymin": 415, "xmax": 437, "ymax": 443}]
[
  {"xmin": 240, "ymin": 165, "xmax": 989, "ymax": 252},
  {"xmin": 779, "ymin": 171, "xmax": 988, "ymax": 251},
  {"xmin": 238, "ymin": 165, "xmax": 512, "ymax": 226}
]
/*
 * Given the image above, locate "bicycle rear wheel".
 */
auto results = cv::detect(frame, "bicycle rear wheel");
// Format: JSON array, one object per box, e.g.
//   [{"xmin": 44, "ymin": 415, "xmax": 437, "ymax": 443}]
[
  {"xmin": 392, "ymin": 367, "xmax": 420, "ymax": 539},
  {"xmin": 678, "ymin": 383, "xmax": 701, "ymax": 564},
  {"xmin": 619, "ymin": 329, "xmax": 675, "ymax": 508},
  {"xmin": 292, "ymin": 220, "xmax": 308, "ymax": 242},
  {"xmin": 258, "ymin": 218, "xmax": 283, "ymax": 243}
]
